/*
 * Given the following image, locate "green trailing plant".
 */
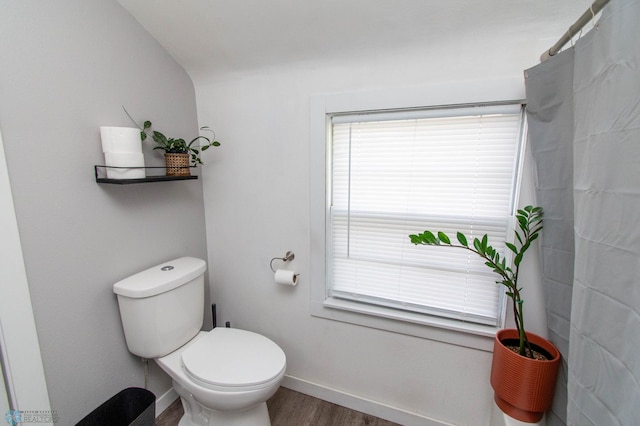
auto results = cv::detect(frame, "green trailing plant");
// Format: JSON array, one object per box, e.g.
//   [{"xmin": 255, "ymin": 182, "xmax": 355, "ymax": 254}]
[
  {"xmin": 409, "ymin": 205, "xmax": 543, "ymax": 358},
  {"xmin": 123, "ymin": 107, "xmax": 220, "ymax": 166}
]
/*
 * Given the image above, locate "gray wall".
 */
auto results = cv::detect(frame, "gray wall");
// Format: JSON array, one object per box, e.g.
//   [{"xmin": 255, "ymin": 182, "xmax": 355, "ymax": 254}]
[{"xmin": 0, "ymin": 1, "xmax": 208, "ymax": 424}]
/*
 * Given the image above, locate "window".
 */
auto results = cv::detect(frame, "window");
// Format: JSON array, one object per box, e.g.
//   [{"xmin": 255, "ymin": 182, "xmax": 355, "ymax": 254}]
[{"xmin": 323, "ymin": 103, "xmax": 526, "ymax": 332}]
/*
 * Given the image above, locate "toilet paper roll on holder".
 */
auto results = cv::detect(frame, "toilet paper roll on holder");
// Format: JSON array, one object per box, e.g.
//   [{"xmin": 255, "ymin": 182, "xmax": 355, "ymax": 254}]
[{"xmin": 270, "ymin": 251, "xmax": 296, "ymax": 272}]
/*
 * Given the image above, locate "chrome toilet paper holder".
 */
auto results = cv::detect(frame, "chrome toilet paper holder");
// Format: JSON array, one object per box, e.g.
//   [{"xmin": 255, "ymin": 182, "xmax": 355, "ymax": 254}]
[{"xmin": 270, "ymin": 251, "xmax": 295, "ymax": 272}]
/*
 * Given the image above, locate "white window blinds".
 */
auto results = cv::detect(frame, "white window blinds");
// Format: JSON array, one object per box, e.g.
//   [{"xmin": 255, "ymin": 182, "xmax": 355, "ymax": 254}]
[{"xmin": 328, "ymin": 104, "xmax": 525, "ymax": 326}]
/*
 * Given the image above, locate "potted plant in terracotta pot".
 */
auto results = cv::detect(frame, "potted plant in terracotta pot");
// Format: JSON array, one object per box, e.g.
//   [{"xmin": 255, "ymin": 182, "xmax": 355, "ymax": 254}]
[
  {"xmin": 124, "ymin": 108, "xmax": 220, "ymax": 176},
  {"xmin": 409, "ymin": 206, "xmax": 560, "ymax": 423}
]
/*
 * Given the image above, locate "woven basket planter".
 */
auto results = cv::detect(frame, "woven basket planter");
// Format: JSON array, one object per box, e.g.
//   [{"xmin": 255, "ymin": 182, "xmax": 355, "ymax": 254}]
[
  {"xmin": 164, "ymin": 153, "xmax": 191, "ymax": 176},
  {"xmin": 490, "ymin": 329, "xmax": 561, "ymax": 423}
]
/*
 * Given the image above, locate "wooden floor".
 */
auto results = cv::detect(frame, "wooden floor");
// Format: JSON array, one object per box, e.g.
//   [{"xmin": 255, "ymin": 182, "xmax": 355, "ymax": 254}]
[{"xmin": 155, "ymin": 387, "xmax": 400, "ymax": 426}]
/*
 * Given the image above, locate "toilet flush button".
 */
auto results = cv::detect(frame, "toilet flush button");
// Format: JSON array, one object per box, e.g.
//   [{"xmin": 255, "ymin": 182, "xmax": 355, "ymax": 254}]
[{"xmin": 161, "ymin": 265, "xmax": 174, "ymax": 271}]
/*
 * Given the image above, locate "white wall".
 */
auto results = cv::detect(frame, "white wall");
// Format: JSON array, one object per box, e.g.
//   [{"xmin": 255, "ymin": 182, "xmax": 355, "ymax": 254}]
[
  {"xmin": 0, "ymin": 128, "xmax": 50, "ymax": 419},
  {"xmin": 196, "ymin": 32, "xmax": 548, "ymax": 424},
  {"xmin": 0, "ymin": 1, "xmax": 208, "ymax": 423}
]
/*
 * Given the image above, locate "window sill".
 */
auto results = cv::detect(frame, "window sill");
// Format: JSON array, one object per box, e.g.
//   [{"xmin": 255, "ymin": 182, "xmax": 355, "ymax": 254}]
[{"xmin": 311, "ymin": 297, "xmax": 498, "ymax": 352}]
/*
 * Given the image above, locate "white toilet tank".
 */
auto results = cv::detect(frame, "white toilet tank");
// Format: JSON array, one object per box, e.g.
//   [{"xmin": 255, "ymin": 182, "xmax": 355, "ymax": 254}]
[{"xmin": 113, "ymin": 257, "xmax": 206, "ymax": 359}]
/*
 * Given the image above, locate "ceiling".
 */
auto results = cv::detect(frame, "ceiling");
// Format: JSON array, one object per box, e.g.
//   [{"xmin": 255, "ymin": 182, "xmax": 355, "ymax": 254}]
[{"xmin": 117, "ymin": 0, "xmax": 593, "ymax": 79}]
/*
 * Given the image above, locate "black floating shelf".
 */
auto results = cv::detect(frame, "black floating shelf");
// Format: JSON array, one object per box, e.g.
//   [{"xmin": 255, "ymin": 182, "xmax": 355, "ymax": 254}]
[{"xmin": 94, "ymin": 165, "xmax": 198, "ymax": 185}]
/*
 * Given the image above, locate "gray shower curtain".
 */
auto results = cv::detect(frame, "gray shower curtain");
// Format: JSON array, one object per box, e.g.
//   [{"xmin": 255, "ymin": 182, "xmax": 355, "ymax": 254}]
[{"xmin": 525, "ymin": 0, "xmax": 640, "ymax": 425}]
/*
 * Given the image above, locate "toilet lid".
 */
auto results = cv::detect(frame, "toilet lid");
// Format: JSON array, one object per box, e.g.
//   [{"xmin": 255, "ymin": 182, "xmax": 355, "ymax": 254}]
[{"xmin": 181, "ymin": 328, "xmax": 286, "ymax": 388}]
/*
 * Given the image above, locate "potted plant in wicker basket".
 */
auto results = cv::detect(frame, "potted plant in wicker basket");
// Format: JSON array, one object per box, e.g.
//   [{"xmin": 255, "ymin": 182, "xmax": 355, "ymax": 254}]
[
  {"xmin": 125, "ymin": 108, "xmax": 220, "ymax": 176},
  {"xmin": 140, "ymin": 120, "xmax": 220, "ymax": 176},
  {"xmin": 409, "ymin": 206, "xmax": 560, "ymax": 423}
]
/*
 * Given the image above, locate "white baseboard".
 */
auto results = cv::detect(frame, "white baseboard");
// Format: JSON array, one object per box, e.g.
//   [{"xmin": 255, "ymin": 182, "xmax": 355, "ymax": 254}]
[
  {"xmin": 155, "ymin": 387, "xmax": 179, "ymax": 418},
  {"xmin": 154, "ymin": 376, "xmax": 451, "ymax": 425},
  {"xmin": 281, "ymin": 375, "xmax": 449, "ymax": 426}
]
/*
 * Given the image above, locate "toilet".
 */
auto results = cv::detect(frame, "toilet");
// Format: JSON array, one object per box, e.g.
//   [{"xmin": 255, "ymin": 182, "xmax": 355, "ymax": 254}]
[{"xmin": 113, "ymin": 257, "xmax": 286, "ymax": 426}]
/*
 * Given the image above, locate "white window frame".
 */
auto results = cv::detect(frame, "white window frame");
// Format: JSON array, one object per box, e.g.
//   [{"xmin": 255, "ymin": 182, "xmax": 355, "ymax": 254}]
[{"xmin": 309, "ymin": 79, "xmax": 527, "ymax": 351}]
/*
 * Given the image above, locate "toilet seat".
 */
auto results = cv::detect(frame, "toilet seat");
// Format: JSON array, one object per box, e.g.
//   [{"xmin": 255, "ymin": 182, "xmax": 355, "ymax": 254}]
[{"xmin": 181, "ymin": 328, "xmax": 286, "ymax": 392}]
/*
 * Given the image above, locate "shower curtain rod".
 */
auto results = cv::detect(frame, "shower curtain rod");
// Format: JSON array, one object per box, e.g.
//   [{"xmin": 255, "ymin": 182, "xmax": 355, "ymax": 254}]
[{"xmin": 540, "ymin": 0, "xmax": 610, "ymax": 62}]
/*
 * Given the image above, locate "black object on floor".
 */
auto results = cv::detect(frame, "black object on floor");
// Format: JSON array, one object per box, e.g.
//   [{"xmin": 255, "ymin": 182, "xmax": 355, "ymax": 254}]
[{"xmin": 75, "ymin": 387, "xmax": 155, "ymax": 426}]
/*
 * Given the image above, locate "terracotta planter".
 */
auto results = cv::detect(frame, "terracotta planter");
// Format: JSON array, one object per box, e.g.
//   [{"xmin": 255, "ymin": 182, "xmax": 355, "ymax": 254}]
[
  {"xmin": 164, "ymin": 153, "xmax": 191, "ymax": 176},
  {"xmin": 490, "ymin": 329, "xmax": 561, "ymax": 423}
]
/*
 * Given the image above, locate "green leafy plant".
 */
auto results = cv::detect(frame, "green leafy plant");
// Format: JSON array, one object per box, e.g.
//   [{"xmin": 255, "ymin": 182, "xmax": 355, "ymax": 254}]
[
  {"xmin": 124, "ymin": 107, "xmax": 220, "ymax": 166},
  {"xmin": 409, "ymin": 205, "xmax": 543, "ymax": 358}
]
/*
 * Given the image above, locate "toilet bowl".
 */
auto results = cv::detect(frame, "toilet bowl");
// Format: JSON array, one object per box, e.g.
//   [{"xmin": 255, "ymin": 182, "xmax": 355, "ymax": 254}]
[
  {"xmin": 157, "ymin": 329, "xmax": 286, "ymax": 425},
  {"xmin": 113, "ymin": 257, "xmax": 287, "ymax": 425}
]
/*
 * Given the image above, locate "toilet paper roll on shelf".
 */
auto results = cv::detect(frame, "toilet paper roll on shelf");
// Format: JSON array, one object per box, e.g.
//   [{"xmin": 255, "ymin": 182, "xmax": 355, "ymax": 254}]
[
  {"xmin": 104, "ymin": 152, "xmax": 146, "ymax": 179},
  {"xmin": 274, "ymin": 269, "xmax": 299, "ymax": 286},
  {"xmin": 100, "ymin": 127, "xmax": 143, "ymax": 153},
  {"xmin": 100, "ymin": 126, "xmax": 145, "ymax": 179}
]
